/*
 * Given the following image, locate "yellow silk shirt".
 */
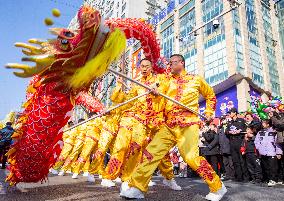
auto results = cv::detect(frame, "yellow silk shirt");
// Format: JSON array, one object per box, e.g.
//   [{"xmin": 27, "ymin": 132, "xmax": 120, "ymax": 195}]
[
  {"xmin": 164, "ymin": 70, "xmax": 216, "ymax": 128},
  {"xmin": 122, "ymin": 73, "xmax": 168, "ymax": 128}
]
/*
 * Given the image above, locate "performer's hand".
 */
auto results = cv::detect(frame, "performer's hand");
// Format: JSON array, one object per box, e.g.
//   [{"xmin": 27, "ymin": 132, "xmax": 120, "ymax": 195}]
[
  {"xmin": 117, "ymin": 77, "xmax": 124, "ymax": 84},
  {"xmin": 99, "ymin": 109, "xmax": 109, "ymax": 116},
  {"xmin": 150, "ymin": 88, "xmax": 159, "ymax": 96},
  {"xmin": 276, "ymin": 154, "xmax": 282, "ymax": 160}
]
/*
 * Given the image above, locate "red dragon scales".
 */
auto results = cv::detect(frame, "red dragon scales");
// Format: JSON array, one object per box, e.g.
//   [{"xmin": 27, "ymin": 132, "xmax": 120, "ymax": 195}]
[{"xmin": 5, "ymin": 4, "xmax": 164, "ymax": 185}]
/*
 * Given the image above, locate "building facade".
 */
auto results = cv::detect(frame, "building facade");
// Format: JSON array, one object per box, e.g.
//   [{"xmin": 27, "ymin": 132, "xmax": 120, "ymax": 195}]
[
  {"xmin": 86, "ymin": 0, "xmax": 167, "ymax": 19},
  {"xmin": 275, "ymin": 0, "xmax": 284, "ymax": 60},
  {"xmin": 153, "ymin": 0, "xmax": 284, "ymax": 111}
]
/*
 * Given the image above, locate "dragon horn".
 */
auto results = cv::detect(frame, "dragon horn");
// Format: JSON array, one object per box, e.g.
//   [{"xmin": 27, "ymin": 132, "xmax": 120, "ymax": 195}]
[
  {"xmin": 15, "ymin": 42, "xmax": 44, "ymax": 56},
  {"xmin": 6, "ymin": 54, "xmax": 55, "ymax": 78}
]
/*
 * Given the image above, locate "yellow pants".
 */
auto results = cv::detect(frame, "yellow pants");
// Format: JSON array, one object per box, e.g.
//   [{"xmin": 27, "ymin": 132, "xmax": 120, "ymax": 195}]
[
  {"xmin": 89, "ymin": 122, "xmax": 117, "ymax": 175},
  {"xmin": 129, "ymin": 124, "xmax": 222, "ymax": 193},
  {"xmin": 72, "ymin": 136, "xmax": 98, "ymax": 174},
  {"xmin": 53, "ymin": 142, "xmax": 74, "ymax": 170},
  {"xmin": 103, "ymin": 116, "xmax": 134, "ymax": 180},
  {"xmin": 61, "ymin": 138, "xmax": 85, "ymax": 172},
  {"xmin": 104, "ymin": 116, "xmax": 174, "ymax": 182},
  {"xmin": 82, "ymin": 160, "xmax": 90, "ymax": 173}
]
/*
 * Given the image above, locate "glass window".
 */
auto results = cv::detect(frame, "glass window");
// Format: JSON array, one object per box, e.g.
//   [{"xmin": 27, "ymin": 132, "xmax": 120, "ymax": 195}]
[{"xmin": 161, "ymin": 24, "xmax": 175, "ymax": 59}]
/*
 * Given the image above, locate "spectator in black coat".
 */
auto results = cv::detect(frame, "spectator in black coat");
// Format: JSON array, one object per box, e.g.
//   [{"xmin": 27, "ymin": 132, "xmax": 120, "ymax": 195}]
[
  {"xmin": 226, "ymin": 108, "xmax": 249, "ymax": 182},
  {"xmin": 218, "ymin": 116, "xmax": 235, "ymax": 180},
  {"xmin": 241, "ymin": 123, "xmax": 262, "ymax": 183},
  {"xmin": 202, "ymin": 124, "xmax": 220, "ymax": 176}
]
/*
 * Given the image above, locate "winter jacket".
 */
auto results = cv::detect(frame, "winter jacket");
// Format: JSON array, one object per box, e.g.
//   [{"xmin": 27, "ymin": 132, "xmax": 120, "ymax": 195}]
[
  {"xmin": 0, "ymin": 125, "xmax": 14, "ymax": 145},
  {"xmin": 254, "ymin": 127, "xmax": 283, "ymax": 156},
  {"xmin": 271, "ymin": 113, "xmax": 284, "ymax": 143},
  {"xmin": 218, "ymin": 126, "xmax": 231, "ymax": 154},
  {"xmin": 202, "ymin": 130, "xmax": 220, "ymax": 156}
]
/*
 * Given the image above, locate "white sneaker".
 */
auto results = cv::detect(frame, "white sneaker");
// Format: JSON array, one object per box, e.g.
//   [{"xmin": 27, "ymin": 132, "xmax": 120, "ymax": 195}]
[
  {"xmin": 83, "ymin": 172, "xmax": 89, "ymax": 177},
  {"xmin": 163, "ymin": 178, "xmax": 182, "ymax": 191},
  {"xmin": 101, "ymin": 179, "xmax": 116, "ymax": 187},
  {"xmin": 268, "ymin": 180, "xmax": 276, "ymax": 187},
  {"xmin": 148, "ymin": 180, "xmax": 156, "ymax": 187},
  {"xmin": 277, "ymin": 181, "xmax": 283, "ymax": 185},
  {"xmin": 114, "ymin": 177, "xmax": 122, "ymax": 183},
  {"xmin": 121, "ymin": 187, "xmax": 144, "ymax": 199},
  {"xmin": 120, "ymin": 182, "xmax": 130, "ymax": 196},
  {"xmin": 49, "ymin": 168, "xmax": 58, "ymax": 175},
  {"xmin": 58, "ymin": 171, "xmax": 65, "ymax": 176},
  {"xmin": 72, "ymin": 173, "xmax": 78, "ymax": 179},
  {"xmin": 205, "ymin": 182, "xmax": 227, "ymax": 201},
  {"xmin": 87, "ymin": 174, "xmax": 95, "ymax": 182}
]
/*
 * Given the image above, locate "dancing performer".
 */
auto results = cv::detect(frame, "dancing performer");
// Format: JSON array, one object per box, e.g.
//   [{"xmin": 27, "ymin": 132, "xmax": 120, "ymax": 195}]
[
  {"xmin": 50, "ymin": 121, "xmax": 76, "ymax": 174},
  {"xmin": 103, "ymin": 59, "xmax": 180, "ymax": 191},
  {"xmin": 71, "ymin": 117, "xmax": 104, "ymax": 179},
  {"xmin": 88, "ymin": 78, "xmax": 134, "ymax": 187},
  {"xmin": 121, "ymin": 54, "xmax": 227, "ymax": 201},
  {"xmin": 59, "ymin": 118, "xmax": 86, "ymax": 176}
]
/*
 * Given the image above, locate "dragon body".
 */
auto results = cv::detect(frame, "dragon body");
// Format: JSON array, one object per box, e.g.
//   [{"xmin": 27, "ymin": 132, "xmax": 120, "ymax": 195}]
[{"xmin": 6, "ymin": 5, "xmax": 163, "ymax": 185}]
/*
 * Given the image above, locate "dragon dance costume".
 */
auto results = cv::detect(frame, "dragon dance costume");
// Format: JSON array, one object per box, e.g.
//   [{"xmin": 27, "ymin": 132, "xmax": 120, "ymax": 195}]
[
  {"xmin": 103, "ymin": 73, "xmax": 174, "ymax": 182},
  {"xmin": 128, "ymin": 71, "xmax": 222, "ymax": 193},
  {"xmin": 71, "ymin": 117, "xmax": 104, "ymax": 175},
  {"xmin": 52, "ymin": 128, "xmax": 78, "ymax": 171},
  {"xmin": 89, "ymin": 86, "xmax": 127, "ymax": 176},
  {"xmin": 60, "ymin": 123, "xmax": 88, "ymax": 173}
]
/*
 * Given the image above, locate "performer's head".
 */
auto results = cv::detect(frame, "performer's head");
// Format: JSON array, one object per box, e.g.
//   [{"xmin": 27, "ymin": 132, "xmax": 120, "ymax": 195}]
[
  {"xmin": 68, "ymin": 121, "xmax": 74, "ymax": 127},
  {"xmin": 139, "ymin": 58, "xmax": 153, "ymax": 77},
  {"xmin": 169, "ymin": 54, "xmax": 185, "ymax": 75}
]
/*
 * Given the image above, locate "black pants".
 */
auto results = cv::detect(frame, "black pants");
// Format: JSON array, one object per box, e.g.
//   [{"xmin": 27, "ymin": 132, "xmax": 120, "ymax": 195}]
[
  {"xmin": 246, "ymin": 153, "xmax": 262, "ymax": 181},
  {"xmin": 230, "ymin": 138, "xmax": 249, "ymax": 181},
  {"xmin": 222, "ymin": 153, "xmax": 235, "ymax": 179},
  {"xmin": 277, "ymin": 156, "xmax": 284, "ymax": 182},
  {"xmin": 261, "ymin": 156, "xmax": 278, "ymax": 182},
  {"xmin": 205, "ymin": 155, "xmax": 220, "ymax": 176}
]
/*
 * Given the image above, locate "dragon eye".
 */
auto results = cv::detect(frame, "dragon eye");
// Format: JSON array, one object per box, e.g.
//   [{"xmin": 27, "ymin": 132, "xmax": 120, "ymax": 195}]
[
  {"xmin": 61, "ymin": 39, "xmax": 69, "ymax": 45},
  {"xmin": 64, "ymin": 31, "xmax": 74, "ymax": 37}
]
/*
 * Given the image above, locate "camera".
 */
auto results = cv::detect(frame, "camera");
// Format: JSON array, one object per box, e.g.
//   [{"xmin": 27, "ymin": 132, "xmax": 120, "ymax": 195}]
[{"xmin": 213, "ymin": 19, "xmax": 220, "ymax": 29}]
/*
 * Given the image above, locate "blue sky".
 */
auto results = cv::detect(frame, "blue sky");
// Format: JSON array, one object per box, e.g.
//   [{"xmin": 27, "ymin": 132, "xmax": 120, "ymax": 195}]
[{"xmin": 0, "ymin": 0, "xmax": 83, "ymax": 119}]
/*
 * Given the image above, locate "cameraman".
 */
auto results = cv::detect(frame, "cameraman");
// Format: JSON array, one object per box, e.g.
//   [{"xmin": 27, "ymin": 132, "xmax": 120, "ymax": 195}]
[{"xmin": 0, "ymin": 122, "xmax": 14, "ymax": 169}]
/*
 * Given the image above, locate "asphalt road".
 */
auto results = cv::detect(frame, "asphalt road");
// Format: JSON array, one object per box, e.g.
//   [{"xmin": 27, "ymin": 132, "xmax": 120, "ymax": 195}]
[{"xmin": 1, "ymin": 169, "xmax": 284, "ymax": 201}]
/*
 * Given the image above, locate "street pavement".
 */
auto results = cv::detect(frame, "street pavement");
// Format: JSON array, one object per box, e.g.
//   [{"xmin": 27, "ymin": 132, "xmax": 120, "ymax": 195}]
[{"xmin": 1, "ymin": 169, "xmax": 284, "ymax": 201}]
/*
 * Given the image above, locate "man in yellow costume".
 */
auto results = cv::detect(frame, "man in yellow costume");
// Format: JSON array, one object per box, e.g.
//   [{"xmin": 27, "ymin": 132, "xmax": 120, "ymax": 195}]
[
  {"xmin": 50, "ymin": 121, "xmax": 76, "ymax": 174},
  {"xmin": 121, "ymin": 54, "xmax": 227, "ymax": 201},
  {"xmin": 58, "ymin": 118, "xmax": 86, "ymax": 176},
  {"xmin": 71, "ymin": 117, "xmax": 104, "ymax": 180},
  {"xmin": 103, "ymin": 59, "xmax": 181, "ymax": 191},
  {"xmin": 75, "ymin": 85, "xmax": 127, "ymax": 185}
]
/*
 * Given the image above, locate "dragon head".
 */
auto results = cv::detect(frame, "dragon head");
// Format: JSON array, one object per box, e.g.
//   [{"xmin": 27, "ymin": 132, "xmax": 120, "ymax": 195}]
[{"xmin": 6, "ymin": 5, "xmax": 126, "ymax": 92}]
